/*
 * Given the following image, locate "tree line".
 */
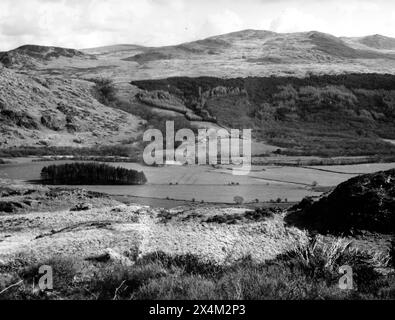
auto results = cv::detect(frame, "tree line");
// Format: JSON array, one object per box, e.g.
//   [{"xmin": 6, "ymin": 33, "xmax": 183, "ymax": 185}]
[{"xmin": 41, "ymin": 162, "xmax": 147, "ymax": 185}]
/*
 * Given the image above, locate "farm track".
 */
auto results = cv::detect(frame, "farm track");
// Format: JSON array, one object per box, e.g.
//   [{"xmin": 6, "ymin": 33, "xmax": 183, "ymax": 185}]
[{"xmin": 301, "ymin": 166, "xmax": 366, "ymax": 175}]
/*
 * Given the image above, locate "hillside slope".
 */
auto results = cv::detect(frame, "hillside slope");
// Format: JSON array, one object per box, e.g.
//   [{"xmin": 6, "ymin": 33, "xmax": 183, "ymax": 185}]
[
  {"xmin": 0, "ymin": 67, "xmax": 141, "ymax": 148},
  {"xmin": 131, "ymin": 74, "xmax": 395, "ymax": 157},
  {"xmin": 0, "ymin": 45, "xmax": 94, "ymax": 69}
]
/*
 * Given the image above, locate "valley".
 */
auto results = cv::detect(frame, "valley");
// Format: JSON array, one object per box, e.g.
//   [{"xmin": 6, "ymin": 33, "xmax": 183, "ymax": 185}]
[
  {"xmin": 0, "ymin": 28, "xmax": 394, "ymax": 300},
  {"xmin": 1, "ymin": 159, "xmax": 394, "ymax": 205},
  {"xmin": 2, "ymin": 30, "xmax": 395, "ymax": 158}
]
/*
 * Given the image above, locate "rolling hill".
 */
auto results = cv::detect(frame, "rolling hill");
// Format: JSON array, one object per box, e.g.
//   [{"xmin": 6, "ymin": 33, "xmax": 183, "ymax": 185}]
[
  {"xmin": 2, "ymin": 30, "xmax": 395, "ymax": 80},
  {"xmin": 0, "ymin": 45, "xmax": 94, "ymax": 69},
  {"xmin": 0, "ymin": 67, "xmax": 141, "ymax": 148},
  {"xmin": 124, "ymin": 30, "xmax": 395, "ymax": 64},
  {"xmin": 351, "ymin": 34, "xmax": 395, "ymax": 50}
]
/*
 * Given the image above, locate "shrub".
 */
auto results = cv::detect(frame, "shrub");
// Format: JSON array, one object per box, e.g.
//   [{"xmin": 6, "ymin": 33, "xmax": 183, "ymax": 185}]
[
  {"xmin": 1, "ymin": 246, "xmax": 394, "ymax": 300},
  {"xmin": 91, "ymin": 78, "xmax": 117, "ymax": 104},
  {"xmin": 90, "ymin": 263, "xmax": 167, "ymax": 300}
]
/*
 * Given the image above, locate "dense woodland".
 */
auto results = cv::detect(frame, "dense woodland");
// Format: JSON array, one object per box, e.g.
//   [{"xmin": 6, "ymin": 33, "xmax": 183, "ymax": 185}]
[
  {"xmin": 41, "ymin": 163, "xmax": 147, "ymax": 185},
  {"xmin": 132, "ymin": 74, "xmax": 395, "ymax": 157}
]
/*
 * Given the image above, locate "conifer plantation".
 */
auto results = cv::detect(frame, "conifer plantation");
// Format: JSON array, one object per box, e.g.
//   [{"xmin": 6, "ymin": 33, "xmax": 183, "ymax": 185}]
[{"xmin": 41, "ymin": 163, "xmax": 147, "ymax": 185}]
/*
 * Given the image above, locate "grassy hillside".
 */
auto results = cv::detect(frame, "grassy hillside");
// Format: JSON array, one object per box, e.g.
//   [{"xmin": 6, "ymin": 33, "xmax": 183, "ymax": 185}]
[
  {"xmin": 359, "ymin": 35, "xmax": 395, "ymax": 50},
  {"xmin": 132, "ymin": 74, "xmax": 395, "ymax": 157},
  {"xmin": 0, "ymin": 68, "xmax": 141, "ymax": 149}
]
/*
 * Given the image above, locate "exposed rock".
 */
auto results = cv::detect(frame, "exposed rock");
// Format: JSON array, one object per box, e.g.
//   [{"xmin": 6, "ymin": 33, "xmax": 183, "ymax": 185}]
[
  {"xmin": 201, "ymin": 86, "xmax": 246, "ymax": 99},
  {"xmin": 86, "ymin": 248, "xmax": 134, "ymax": 266},
  {"xmin": 185, "ymin": 112, "xmax": 203, "ymax": 121},
  {"xmin": 70, "ymin": 203, "xmax": 92, "ymax": 212},
  {"xmin": 136, "ymin": 90, "xmax": 188, "ymax": 114}
]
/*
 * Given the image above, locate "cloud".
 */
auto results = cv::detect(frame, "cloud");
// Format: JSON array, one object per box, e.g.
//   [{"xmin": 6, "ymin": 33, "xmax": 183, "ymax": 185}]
[
  {"xmin": 269, "ymin": 8, "xmax": 325, "ymax": 33},
  {"xmin": 1, "ymin": 0, "xmax": 395, "ymax": 51},
  {"xmin": 199, "ymin": 10, "xmax": 244, "ymax": 38}
]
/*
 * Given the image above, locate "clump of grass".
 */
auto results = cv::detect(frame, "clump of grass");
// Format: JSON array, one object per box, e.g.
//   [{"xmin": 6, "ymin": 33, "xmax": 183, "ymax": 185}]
[
  {"xmin": 1, "ymin": 241, "xmax": 394, "ymax": 300},
  {"xmin": 0, "ymin": 256, "xmax": 78, "ymax": 300},
  {"xmin": 89, "ymin": 263, "xmax": 168, "ymax": 300},
  {"xmin": 136, "ymin": 252, "xmax": 223, "ymax": 277},
  {"xmin": 19, "ymin": 256, "xmax": 77, "ymax": 291}
]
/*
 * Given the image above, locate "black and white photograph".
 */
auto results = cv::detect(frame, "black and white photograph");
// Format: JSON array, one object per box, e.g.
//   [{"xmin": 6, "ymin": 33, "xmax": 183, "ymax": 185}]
[{"xmin": 0, "ymin": 0, "xmax": 394, "ymax": 308}]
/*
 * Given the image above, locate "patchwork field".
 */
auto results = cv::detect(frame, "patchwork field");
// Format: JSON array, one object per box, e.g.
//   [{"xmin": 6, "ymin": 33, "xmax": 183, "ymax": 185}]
[{"xmin": 0, "ymin": 159, "xmax": 394, "ymax": 204}]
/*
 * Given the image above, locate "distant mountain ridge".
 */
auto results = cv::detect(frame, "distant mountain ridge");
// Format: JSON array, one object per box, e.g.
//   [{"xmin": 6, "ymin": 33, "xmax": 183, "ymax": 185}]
[
  {"xmin": 1, "ymin": 29, "xmax": 395, "ymax": 155},
  {"xmin": 120, "ymin": 29, "xmax": 395, "ymax": 64},
  {"xmin": 350, "ymin": 34, "xmax": 395, "ymax": 50},
  {"xmin": 2, "ymin": 30, "xmax": 395, "ymax": 70}
]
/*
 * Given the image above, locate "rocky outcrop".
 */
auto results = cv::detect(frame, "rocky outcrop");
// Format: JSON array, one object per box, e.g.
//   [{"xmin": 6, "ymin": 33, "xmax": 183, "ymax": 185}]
[
  {"xmin": 40, "ymin": 114, "xmax": 66, "ymax": 131},
  {"xmin": 286, "ymin": 169, "xmax": 395, "ymax": 234},
  {"xmin": 201, "ymin": 86, "xmax": 247, "ymax": 100},
  {"xmin": 136, "ymin": 90, "xmax": 189, "ymax": 114}
]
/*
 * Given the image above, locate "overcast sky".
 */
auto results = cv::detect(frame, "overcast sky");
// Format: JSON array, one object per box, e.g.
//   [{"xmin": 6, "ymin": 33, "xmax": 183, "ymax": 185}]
[{"xmin": 0, "ymin": 0, "xmax": 394, "ymax": 51}]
